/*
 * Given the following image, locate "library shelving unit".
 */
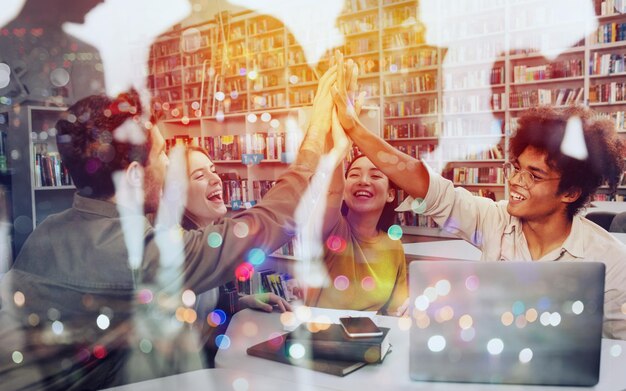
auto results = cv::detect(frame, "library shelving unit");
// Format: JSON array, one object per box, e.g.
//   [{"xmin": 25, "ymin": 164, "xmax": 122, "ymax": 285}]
[
  {"xmin": 27, "ymin": 106, "xmax": 75, "ymax": 228},
  {"xmin": 6, "ymin": 106, "xmax": 75, "ymax": 254},
  {"xmin": 148, "ymin": 0, "xmax": 626, "ymax": 237}
]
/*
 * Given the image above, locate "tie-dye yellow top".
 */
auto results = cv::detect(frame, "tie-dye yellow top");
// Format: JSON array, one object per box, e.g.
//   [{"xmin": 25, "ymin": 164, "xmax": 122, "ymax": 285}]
[{"xmin": 305, "ymin": 216, "xmax": 408, "ymax": 315}]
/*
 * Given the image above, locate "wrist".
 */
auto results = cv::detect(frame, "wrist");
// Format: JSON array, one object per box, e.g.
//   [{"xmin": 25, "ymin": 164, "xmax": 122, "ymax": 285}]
[{"xmin": 302, "ymin": 124, "xmax": 326, "ymax": 151}]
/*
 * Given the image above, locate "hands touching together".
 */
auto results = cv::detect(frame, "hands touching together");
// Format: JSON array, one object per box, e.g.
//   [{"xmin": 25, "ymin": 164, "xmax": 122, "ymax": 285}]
[{"xmin": 305, "ymin": 50, "xmax": 365, "ymax": 161}]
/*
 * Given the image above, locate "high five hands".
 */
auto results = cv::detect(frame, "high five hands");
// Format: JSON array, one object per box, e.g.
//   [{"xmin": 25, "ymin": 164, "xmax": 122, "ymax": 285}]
[
  {"xmin": 312, "ymin": 50, "xmax": 366, "ymax": 161},
  {"xmin": 331, "ymin": 50, "xmax": 365, "ymax": 136}
]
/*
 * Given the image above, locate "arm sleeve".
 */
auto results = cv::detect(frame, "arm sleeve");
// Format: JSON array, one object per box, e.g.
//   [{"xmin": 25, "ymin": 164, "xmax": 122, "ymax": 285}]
[{"xmin": 416, "ymin": 166, "xmax": 509, "ymax": 250}]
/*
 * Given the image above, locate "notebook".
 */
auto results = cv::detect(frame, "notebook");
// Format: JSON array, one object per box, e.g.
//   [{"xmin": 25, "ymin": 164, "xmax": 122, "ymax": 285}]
[
  {"xmin": 284, "ymin": 323, "xmax": 391, "ymax": 363},
  {"xmin": 408, "ymin": 260, "xmax": 605, "ymax": 386},
  {"xmin": 247, "ymin": 333, "xmax": 367, "ymax": 377}
]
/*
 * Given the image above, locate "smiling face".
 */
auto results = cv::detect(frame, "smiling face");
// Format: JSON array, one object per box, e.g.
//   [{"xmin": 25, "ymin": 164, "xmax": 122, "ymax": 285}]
[
  {"xmin": 506, "ymin": 146, "xmax": 575, "ymax": 223},
  {"xmin": 185, "ymin": 149, "xmax": 227, "ymax": 225},
  {"xmin": 343, "ymin": 156, "xmax": 395, "ymax": 217}
]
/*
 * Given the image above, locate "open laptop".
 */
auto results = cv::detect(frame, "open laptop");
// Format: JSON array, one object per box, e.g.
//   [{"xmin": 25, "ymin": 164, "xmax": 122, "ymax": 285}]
[{"xmin": 409, "ymin": 261, "xmax": 605, "ymax": 386}]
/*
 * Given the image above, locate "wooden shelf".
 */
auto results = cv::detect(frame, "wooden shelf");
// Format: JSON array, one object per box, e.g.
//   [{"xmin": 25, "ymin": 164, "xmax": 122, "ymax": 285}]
[{"xmin": 510, "ymin": 76, "xmax": 584, "ymax": 86}]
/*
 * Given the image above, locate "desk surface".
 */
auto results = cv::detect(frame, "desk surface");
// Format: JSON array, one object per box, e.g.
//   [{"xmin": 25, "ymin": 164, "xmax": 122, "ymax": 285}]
[
  {"xmin": 588, "ymin": 201, "xmax": 626, "ymax": 215},
  {"xmin": 215, "ymin": 309, "xmax": 626, "ymax": 391},
  {"xmin": 104, "ymin": 368, "xmax": 337, "ymax": 391},
  {"xmin": 403, "ymin": 233, "xmax": 626, "ymax": 260},
  {"xmin": 403, "ymin": 240, "xmax": 482, "ymax": 261}
]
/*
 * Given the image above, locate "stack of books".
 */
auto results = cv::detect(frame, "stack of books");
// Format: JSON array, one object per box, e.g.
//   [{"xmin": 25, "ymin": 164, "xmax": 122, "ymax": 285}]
[{"xmin": 247, "ymin": 323, "xmax": 391, "ymax": 376}]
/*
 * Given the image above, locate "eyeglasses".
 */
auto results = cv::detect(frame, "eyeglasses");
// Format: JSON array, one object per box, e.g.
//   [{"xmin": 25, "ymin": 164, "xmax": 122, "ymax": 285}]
[{"xmin": 502, "ymin": 162, "xmax": 560, "ymax": 189}]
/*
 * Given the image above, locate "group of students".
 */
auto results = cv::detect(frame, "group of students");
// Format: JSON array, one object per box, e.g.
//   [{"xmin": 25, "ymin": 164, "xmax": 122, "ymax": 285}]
[{"xmin": 1, "ymin": 51, "xmax": 626, "ymax": 389}]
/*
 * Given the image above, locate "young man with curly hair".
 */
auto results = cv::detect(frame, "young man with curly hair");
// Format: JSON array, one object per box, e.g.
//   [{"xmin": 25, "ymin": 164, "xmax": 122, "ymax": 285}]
[{"xmin": 332, "ymin": 55, "xmax": 626, "ymax": 339}]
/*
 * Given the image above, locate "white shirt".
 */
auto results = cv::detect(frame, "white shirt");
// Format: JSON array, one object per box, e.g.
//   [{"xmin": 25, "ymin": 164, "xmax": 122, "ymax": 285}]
[{"xmin": 411, "ymin": 170, "xmax": 626, "ymax": 340}]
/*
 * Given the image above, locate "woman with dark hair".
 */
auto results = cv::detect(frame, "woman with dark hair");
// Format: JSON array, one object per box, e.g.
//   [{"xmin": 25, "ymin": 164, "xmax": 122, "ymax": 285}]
[{"xmin": 305, "ymin": 152, "xmax": 408, "ymax": 315}]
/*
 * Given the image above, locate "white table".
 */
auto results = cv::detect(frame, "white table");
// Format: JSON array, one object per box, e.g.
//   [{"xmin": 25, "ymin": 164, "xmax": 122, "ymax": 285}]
[
  {"xmin": 402, "ymin": 233, "xmax": 626, "ymax": 260},
  {"xmin": 588, "ymin": 201, "xmax": 626, "ymax": 215},
  {"xmin": 403, "ymin": 240, "xmax": 482, "ymax": 261},
  {"xmin": 104, "ymin": 368, "xmax": 338, "ymax": 391},
  {"xmin": 215, "ymin": 309, "xmax": 626, "ymax": 391}
]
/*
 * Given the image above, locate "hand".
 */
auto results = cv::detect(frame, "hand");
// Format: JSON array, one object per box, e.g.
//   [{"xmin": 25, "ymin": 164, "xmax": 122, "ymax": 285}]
[
  {"xmin": 331, "ymin": 51, "xmax": 365, "ymax": 132},
  {"xmin": 238, "ymin": 292, "xmax": 292, "ymax": 313},
  {"xmin": 329, "ymin": 107, "xmax": 352, "ymax": 163},
  {"xmin": 395, "ymin": 297, "xmax": 410, "ymax": 317},
  {"xmin": 307, "ymin": 64, "xmax": 338, "ymax": 139}
]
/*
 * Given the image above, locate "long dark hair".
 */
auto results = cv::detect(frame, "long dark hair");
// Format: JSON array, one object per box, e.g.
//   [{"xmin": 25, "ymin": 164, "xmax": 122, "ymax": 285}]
[{"xmin": 340, "ymin": 154, "xmax": 399, "ymax": 232}]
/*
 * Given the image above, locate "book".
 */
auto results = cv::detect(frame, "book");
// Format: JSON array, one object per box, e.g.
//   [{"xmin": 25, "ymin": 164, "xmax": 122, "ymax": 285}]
[
  {"xmin": 284, "ymin": 323, "xmax": 391, "ymax": 364},
  {"xmin": 247, "ymin": 334, "xmax": 367, "ymax": 377}
]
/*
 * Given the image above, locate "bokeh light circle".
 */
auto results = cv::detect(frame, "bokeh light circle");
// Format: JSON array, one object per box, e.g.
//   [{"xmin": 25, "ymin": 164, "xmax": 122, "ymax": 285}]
[
  {"xmin": 387, "ymin": 225, "xmax": 403, "ymax": 240},
  {"xmin": 326, "ymin": 235, "xmax": 347, "ymax": 253},
  {"xmin": 12, "ymin": 351, "xmax": 23, "ymax": 364},
  {"xmin": 333, "ymin": 275, "xmax": 349, "ymax": 291},
  {"xmin": 235, "ymin": 262, "xmax": 254, "ymax": 281},
  {"xmin": 216, "ymin": 334, "xmax": 231, "ymax": 349},
  {"xmin": 247, "ymin": 248, "xmax": 266, "ymax": 266},
  {"xmin": 288, "ymin": 343, "xmax": 306, "ymax": 359},
  {"xmin": 427, "ymin": 335, "xmax": 446, "ymax": 352},
  {"xmin": 519, "ymin": 348, "xmax": 533, "ymax": 363},
  {"xmin": 207, "ymin": 232, "xmax": 223, "ymax": 248},
  {"xmin": 361, "ymin": 276, "xmax": 376, "ymax": 291}
]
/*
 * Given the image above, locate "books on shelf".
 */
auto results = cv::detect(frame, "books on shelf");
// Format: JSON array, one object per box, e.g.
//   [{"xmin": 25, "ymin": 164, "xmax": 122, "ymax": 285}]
[
  {"xmin": 594, "ymin": 110, "xmax": 626, "ymax": 131},
  {"xmin": 383, "ymin": 73, "xmax": 437, "ymax": 95},
  {"xmin": 598, "ymin": 0, "xmax": 626, "ymax": 16},
  {"xmin": 394, "ymin": 143, "xmax": 437, "ymax": 161},
  {"xmin": 443, "ymin": 166, "xmax": 504, "ymax": 185},
  {"xmin": 339, "ymin": 14, "xmax": 379, "ymax": 35},
  {"xmin": 590, "ymin": 81, "xmax": 626, "ymax": 103},
  {"xmin": 33, "ymin": 148, "xmax": 73, "ymax": 188},
  {"xmin": 384, "ymin": 98, "xmax": 437, "ymax": 117},
  {"xmin": 165, "ymin": 133, "xmax": 286, "ymax": 162},
  {"xmin": 237, "ymin": 268, "xmax": 300, "ymax": 301},
  {"xmin": 594, "ymin": 21, "xmax": 626, "ymax": 44},
  {"xmin": 444, "ymin": 66, "xmax": 504, "ymax": 90},
  {"xmin": 344, "ymin": 0, "xmax": 378, "ymax": 13},
  {"xmin": 384, "ymin": 122, "xmax": 440, "ymax": 139},
  {"xmin": 509, "ymin": 87, "xmax": 583, "ymax": 109},
  {"xmin": 440, "ymin": 143, "xmax": 504, "ymax": 161},
  {"xmin": 443, "ymin": 92, "xmax": 505, "ymax": 113},
  {"xmin": 591, "ymin": 52, "xmax": 626, "ymax": 76},
  {"xmin": 218, "ymin": 172, "xmax": 249, "ymax": 206},
  {"xmin": 383, "ymin": 52, "xmax": 438, "ymax": 71},
  {"xmin": 512, "ymin": 59, "xmax": 583, "ymax": 83}
]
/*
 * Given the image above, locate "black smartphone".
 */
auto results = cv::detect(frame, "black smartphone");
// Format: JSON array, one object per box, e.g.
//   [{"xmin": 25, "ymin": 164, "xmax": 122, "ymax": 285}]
[{"xmin": 339, "ymin": 317, "xmax": 383, "ymax": 338}]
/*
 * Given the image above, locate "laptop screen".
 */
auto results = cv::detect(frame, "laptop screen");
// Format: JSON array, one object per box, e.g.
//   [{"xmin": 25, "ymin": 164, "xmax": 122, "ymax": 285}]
[{"xmin": 408, "ymin": 260, "xmax": 605, "ymax": 386}]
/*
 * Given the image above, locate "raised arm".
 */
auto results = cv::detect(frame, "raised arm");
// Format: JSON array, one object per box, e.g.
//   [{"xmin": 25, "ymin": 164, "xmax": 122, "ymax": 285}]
[
  {"xmin": 321, "ymin": 109, "xmax": 350, "ymax": 238},
  {"xmin": 179, "ymin": 66, "xmax": 340, "ymax": 293},
  {"xmin": 331, "ymin": 52, "xmax": 430, "ymax": 199}
]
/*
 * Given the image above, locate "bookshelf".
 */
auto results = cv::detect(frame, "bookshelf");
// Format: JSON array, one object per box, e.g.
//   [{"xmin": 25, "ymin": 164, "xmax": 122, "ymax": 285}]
[
  {"xmin": 149, "ymin": 0, "xmax": 626, "ymax": 237},
  {"xmin": 27, "ymin": 107, "xmax": 75, "ymax": 230},
  {"xmin": 5, "ymin": 106, "xmax": 75, "ymax": 254}
]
